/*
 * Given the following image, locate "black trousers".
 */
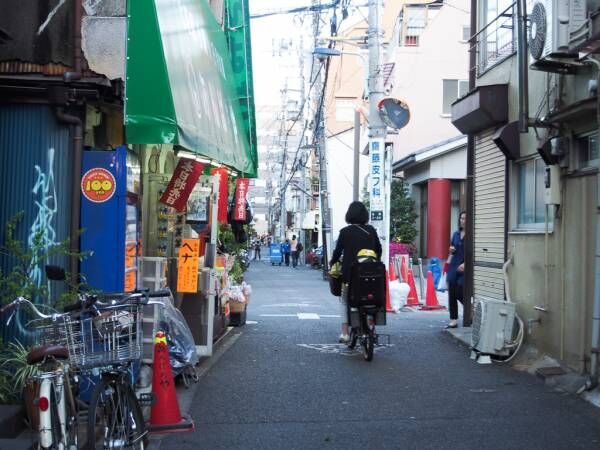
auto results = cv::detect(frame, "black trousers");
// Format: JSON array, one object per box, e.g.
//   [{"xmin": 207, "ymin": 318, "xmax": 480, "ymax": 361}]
[
  {"xmin": 448, "ymin": 282, "xmax": 464, "ymax": 320},
  {"xmin": 284, "ymin": 252, "xmax": 290, "ymax": 266}
]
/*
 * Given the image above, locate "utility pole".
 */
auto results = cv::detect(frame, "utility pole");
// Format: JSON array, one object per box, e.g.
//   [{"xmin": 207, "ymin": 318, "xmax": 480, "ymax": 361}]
[
  {"xmin": 367, "ymin": 0, "xmax": 388, "ymax": 268},
  {"xmin": 299, "ymin": 34, "xmax": 307, "ymax": 259},
  {"xmin": 279, "ymin": 80, "xmax": 289, "ymax": 241}
]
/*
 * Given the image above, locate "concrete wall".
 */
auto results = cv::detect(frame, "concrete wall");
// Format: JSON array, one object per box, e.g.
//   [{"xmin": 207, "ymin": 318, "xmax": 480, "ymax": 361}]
[
  {"xmin": 476, "ymin": 49, "xmax": 598, "ymax": 371},
  {"xmin": 429, "ymin": 148, "xmax": 467, "ymax": 179},
  {"xmin": 389, "ymin": 0, "xmax": 470, "ymax": 161}
]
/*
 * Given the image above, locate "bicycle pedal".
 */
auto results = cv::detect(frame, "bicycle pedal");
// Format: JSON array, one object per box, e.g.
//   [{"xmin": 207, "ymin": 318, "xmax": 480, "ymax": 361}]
[{"xmin": 138, "ymin": 392, "xmax": 155, "ymax": 406}]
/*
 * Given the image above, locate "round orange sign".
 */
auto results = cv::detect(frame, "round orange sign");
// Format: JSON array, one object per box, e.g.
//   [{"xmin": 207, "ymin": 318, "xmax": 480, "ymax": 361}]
[{"xmin": 81, "ymin": 168, "xmax": 116, "ymax": 203}]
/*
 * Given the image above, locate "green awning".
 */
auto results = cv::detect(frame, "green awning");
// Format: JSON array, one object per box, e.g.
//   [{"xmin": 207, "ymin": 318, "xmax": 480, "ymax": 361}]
[
  {"xmin": 125, "ymin": 0, "xmax": 257, "ymax": 177},
  {"xmin": 225, "ymin": 0, "xmax": 257, "ymax": 173}
]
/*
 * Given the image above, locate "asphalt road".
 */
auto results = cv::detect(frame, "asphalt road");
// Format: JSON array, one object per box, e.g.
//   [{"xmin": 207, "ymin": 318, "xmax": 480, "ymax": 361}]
[{"xmin": 162, "ymin": 259, "xmax": 600, "ymax": 450}]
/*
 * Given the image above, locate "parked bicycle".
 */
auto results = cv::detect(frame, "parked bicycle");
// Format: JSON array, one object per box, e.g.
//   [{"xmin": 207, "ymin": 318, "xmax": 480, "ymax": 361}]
[
  {"xmin": 2, "ymin": 266, "xmax": 171, "ymax": 450},
  {"xmin": 1, "ymin": 296, "xmax": 84, "ymax": 449}
]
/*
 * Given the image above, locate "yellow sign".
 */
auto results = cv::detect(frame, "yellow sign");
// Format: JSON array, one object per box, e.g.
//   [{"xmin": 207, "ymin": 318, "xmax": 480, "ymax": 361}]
[{"xmin": 177, "ymin": 239, "xmax": 200, "ymax": 293}]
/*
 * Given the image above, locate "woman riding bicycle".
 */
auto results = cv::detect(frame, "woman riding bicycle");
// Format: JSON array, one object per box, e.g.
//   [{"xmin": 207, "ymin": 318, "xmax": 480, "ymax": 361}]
[{"xmin": 329, "ymin": 201, "xmax": 382, "ymax": 343}]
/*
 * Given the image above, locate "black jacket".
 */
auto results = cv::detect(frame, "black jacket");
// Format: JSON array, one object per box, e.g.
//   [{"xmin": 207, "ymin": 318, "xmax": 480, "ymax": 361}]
[{"xmin": 330, "ymin": 224, "xmax": 382, "ymax": 282}]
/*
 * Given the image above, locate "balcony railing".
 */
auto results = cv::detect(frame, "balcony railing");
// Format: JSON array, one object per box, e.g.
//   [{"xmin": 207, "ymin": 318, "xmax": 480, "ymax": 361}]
[{"xmin": 473, "ymin": 2, "xmax": 517, "ymax": 76}]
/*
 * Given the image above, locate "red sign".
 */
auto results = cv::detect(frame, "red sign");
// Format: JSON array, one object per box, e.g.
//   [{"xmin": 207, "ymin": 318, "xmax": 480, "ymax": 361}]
[
  {"xmin": 81, "ymin": 168, "xmax": 117, "ymax": 203},
  {"xmin": 234, "ymin": 178, "xmax": 250, "ymax": 221},
  {"xmin": 160, "ymin": 158, "xmax": 204, "ymax": 211},
  {"xmin": 210, "ymin": 168, "xmax": 229, "ymax": 224}
]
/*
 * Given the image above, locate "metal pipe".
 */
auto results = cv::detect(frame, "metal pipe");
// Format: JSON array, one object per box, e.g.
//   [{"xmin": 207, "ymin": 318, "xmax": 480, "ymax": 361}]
[
  {"xmin": 585, "ymin": 57, "xmax": 600, "ymax": 389},
  {"xmin": 64, "ymin": 0, "xmax": 82, "ymax": 82},
  {"xmin": 516, "ymin": 0, "xmax": 529, "ymax": 132},
  {"xmin": 54, "ymin": 107, "xmax": 83, "ymax": 278},
  {"xmin": 463, "ymin": 0, "xmax": 477, "ymax": 327},
  {"xmin": 353, "ymin": 109, "xmax": 360, "ymax": 201}
]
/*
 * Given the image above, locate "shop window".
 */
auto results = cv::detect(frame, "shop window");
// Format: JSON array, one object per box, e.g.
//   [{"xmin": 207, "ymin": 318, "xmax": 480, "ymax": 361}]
[
  {"xmin": 442, "ymin": 79, "xmax": 469, "ymax": 115},
  {"xmin": 513, "ymin": 157, "xmax": 549, "ymax": 230}
]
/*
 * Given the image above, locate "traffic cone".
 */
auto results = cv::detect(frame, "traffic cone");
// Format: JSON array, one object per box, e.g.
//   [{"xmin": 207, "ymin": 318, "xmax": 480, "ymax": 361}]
[
  {"xmin": 420, "ymin": 271, "xmax": 446, "ymax": 311},
  {"xmin": 400, "ymin": 257, "xmax": 409, "ymax": 283},
  {"xmin": 385, "ymin": 271, "xmax": 394, "ymax": 313},
  {"xmin": 404, "ymin": 269, "xmax": 421, "ymax": 306},
  {"xmin": 389, "ymin": 261, "xmax": 398, "ymax": 282},
  {"xmin": 148, "ymin": 331, "xmax": 195, "ymax": 434}
]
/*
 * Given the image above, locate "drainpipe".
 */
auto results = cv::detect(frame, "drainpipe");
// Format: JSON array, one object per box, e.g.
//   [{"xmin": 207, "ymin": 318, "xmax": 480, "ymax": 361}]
[
  {"xmin": 353, "ymin": 109, "xmax": 360, "ymax": 201},
  {"xmin": 55, "ymin": 108, "xmax": 83, "ymax": 278},
  {"xmin": 585, "ymin": 57, "xmax": 600, "ymax": 390},
  {"xmin": 463, "ymin": 0, "xmax": 477, "ymax": 326},
  {"xmin": 64, "ymin": 0, "xmax": 82, "ymax": 82},
  {"xmin": 516, "ymin": 0, "xmax": 529, "ymax": 132}
]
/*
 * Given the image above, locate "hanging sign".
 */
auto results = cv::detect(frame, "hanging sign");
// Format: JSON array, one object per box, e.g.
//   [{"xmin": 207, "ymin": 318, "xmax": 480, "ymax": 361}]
[
  {"xmin": 234, "ymin": 178, "xmax": 250, "ymax": 221},
  {"xmin": 81, "ymin": 168, "xmax": 116, "ymax": 203},
  {"xmin": 177, "ymin": 239, "xmax": 200, "ymax": 293},
  {"xmin": 160, "ymin": 158, "xmax": 204, "ymax": 212},
  {"xmin": 210, "ymin": 168, "xmax": 229, "ymax": 223}
]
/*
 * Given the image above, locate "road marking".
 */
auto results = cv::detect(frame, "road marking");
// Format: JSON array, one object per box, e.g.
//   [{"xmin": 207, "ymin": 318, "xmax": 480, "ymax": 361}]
[
  {"xmin": 260, "ymin": 314, "xmax": 297, "ymax": 317},
  {"xmin": 320, "ymin": 314, "xmax": 341, "ymax": 318},
  {"xmin": 297, "ymin": 343, "xmax": 394, "ymax": 356},
  {"xmin": 246, "ymin": 320, "xmax": 258, "ymax": 324},
  {"xmin": 297, "ymin": 313, "xmax": 320, "ymax": 320}
]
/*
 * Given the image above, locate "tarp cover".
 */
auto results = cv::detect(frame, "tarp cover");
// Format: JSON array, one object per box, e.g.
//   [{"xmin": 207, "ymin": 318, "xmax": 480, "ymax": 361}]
[{"xmin": 125, "ymin": 0, "xmax": 257, "ymax": 177}]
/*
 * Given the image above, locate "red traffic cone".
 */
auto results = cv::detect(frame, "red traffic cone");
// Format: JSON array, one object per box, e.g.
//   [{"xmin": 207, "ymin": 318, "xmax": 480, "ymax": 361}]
[
  {"xmin": 389, "ymin": 262, "xmax": 398, "ymax": 282},
  {"xmin": 420, "ymin": 271, "xmax": 446, "ymax": 311},
  {"xmin": 400, "ymin": 257, "xmax": 409, "ymax": 283},
  {"xmin": 385, "ymin": 271, "xmax": 395, "ymax": 313},
  {"xmin": 148, "ymin": 331, "xmax": 195, "ymax": 434},
  {"xmin": 405, "ymin": 269, "xmax": 421, "ymax": 306}
]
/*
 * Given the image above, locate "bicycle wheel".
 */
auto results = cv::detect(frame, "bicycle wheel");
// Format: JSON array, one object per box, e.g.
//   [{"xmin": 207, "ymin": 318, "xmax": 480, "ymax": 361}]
[
  {"xmin": 362, "ymin": 330, "xmax": 374, "ymax": 362},
  {"xmin": 87, "ymin": 375, "xmax": 147, "ymax": 450}
]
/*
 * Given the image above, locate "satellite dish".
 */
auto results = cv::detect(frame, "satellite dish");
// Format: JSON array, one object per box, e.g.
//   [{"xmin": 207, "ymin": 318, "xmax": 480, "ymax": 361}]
[{"xmin": 377, "ymin": 97, "xmax": 410, "ymax": 130}]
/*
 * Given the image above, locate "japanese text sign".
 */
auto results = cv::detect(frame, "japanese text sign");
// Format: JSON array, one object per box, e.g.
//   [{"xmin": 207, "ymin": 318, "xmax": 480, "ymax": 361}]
[
  {"xmin": 234, "ymin": 178, "xmax": 250, "ymax": 221},
  {"xmin": 177, "ymin": 239, "xmax": 200, "ymax": 293},
  {"xmin": 160, "ymin": 158, "xmax": 204, "ymax": 212}
]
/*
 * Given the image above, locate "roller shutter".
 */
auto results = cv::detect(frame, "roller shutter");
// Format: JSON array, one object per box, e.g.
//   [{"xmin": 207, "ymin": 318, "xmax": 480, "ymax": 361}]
[{"xmin": 473, "ymin": 128, "xmax": 505, "ymax": 300}]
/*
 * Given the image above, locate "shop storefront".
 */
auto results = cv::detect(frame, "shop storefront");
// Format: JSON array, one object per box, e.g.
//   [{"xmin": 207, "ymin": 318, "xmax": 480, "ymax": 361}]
[{"xmin": 77, "ymin": 0, "xmax": 257, "ymax": 358}]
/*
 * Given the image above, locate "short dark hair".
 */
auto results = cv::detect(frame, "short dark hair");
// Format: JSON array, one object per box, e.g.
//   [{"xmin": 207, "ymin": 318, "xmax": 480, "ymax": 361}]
[{"xmin": 345, "ymin": 201, "xmax": 369, "ymax": 225}]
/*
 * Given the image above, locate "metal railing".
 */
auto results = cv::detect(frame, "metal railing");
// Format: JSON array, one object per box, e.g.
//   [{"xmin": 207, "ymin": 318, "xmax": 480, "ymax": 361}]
[{"xmin": 471, "ymin": 2, "xmax": 517, "ymax": 76}]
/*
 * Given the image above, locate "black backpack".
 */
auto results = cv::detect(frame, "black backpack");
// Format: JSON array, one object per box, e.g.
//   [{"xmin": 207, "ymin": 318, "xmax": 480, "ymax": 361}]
[{"xmin": 348, "ymin": 260, "xmax": 386, "ymax": 308}]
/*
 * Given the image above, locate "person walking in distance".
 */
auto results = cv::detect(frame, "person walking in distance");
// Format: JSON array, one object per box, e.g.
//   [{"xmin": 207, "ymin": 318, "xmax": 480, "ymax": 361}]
[
  {"xmin": 446, "ymin": 211, "xmax": 466, "ymax": 328},
  {"xmin": 282, "ymin": 239, "xmax": 291, "ymax": 267},
  {"xmin": 254, "ymin": 239, "xmax": 261, "ymax": 261},
  {"xmin": 329, "ymin": 202, "xmax": 382, "ymax": 343},
  {"xmin": 290, "ymin": 235, "xmax": 302, "ymax": 268}
]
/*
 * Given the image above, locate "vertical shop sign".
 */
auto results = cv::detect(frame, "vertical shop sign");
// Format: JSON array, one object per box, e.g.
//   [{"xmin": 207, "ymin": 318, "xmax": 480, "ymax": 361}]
[
  {"xmin": 210, "ymin": 168, "xmax": 229, "ymax": 223},
  {"xmin": 160, "ymin": 158, "xmax": 204, "ymax": 211},
  {"xmin": 177, "ymin": 239, "xmax": 200, "ymax": 293},
  {"xmin": 234, "ymin": 178, "xmax": 249, "ymax": 221},
  {"xmin": 369, "ymin": 140, "xmax": 384, "ymax": 223}
]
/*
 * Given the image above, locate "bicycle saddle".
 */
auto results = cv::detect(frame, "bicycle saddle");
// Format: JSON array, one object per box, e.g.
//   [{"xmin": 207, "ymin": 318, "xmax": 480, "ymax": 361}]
[{"xmin": 27, "ymin": 345, "xmax": 69, "ymax": 365}]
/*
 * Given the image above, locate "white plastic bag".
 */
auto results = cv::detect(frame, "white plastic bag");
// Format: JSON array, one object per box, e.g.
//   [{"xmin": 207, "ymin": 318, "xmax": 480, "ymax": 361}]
[{"xmin": 437, "ymin": 271, "xmax": 447, "ymax": 292}]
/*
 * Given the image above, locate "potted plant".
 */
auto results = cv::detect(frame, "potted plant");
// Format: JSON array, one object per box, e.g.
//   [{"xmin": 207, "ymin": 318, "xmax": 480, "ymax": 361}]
[{"xmin": 1, "ymin": 341, "xmax": 39, "ymax": 430}]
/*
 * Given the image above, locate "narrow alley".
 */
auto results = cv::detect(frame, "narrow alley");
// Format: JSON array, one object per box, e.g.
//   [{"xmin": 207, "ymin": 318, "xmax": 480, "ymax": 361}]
[{"xmin": 161, "ymin": 261, "xmax": 600, "ymax": 449}]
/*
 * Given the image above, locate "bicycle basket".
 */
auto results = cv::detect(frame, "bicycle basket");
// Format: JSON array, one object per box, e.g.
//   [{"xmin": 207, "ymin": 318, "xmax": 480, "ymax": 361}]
[{"xmin": 65, "ymin": 303, "xmax": 143, "ymax": 371}]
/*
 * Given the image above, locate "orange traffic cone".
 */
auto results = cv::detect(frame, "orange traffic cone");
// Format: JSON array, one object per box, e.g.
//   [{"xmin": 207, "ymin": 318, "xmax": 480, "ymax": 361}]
[
  {"xmin": 389, "ymin": 262, "xmax": 398, "ymax": 282},
  {"xmin": 385, "ymin": 271, "xmax": 394, "ymax": 313},
  {"xmin": 420, "ymin": 271, "xmax": 446, "ymax": 311},
  {"xmin": 148, "ymin": 331, "xmax": 195, "ymax": 434},
  {"xmin": 404, "ymin": 269, "xmax": 421, "ymax": 306},
  {"xmin": 400, "ymin": 257, "xmax": 409, "ymax": 283}
]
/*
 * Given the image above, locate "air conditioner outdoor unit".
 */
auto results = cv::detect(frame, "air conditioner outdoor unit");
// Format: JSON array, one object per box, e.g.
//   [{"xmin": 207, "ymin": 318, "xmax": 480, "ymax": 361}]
[
  {"xmin": 527, "ymin": 0, "xmax": 586, "ymax": 71},
  {"xmin": 471, "ymin": 298, "xmax": 516, "ymax": 356}
]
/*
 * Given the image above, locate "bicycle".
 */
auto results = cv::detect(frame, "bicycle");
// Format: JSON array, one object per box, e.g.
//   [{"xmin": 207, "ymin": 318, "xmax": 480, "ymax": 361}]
[
  {"xmin": 78, "ymin": 289, "xmax": 170, "ymax": 450},
  {"xmin": 1, "ymin": 297, "xmax": 83, "ymax": 450}
]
